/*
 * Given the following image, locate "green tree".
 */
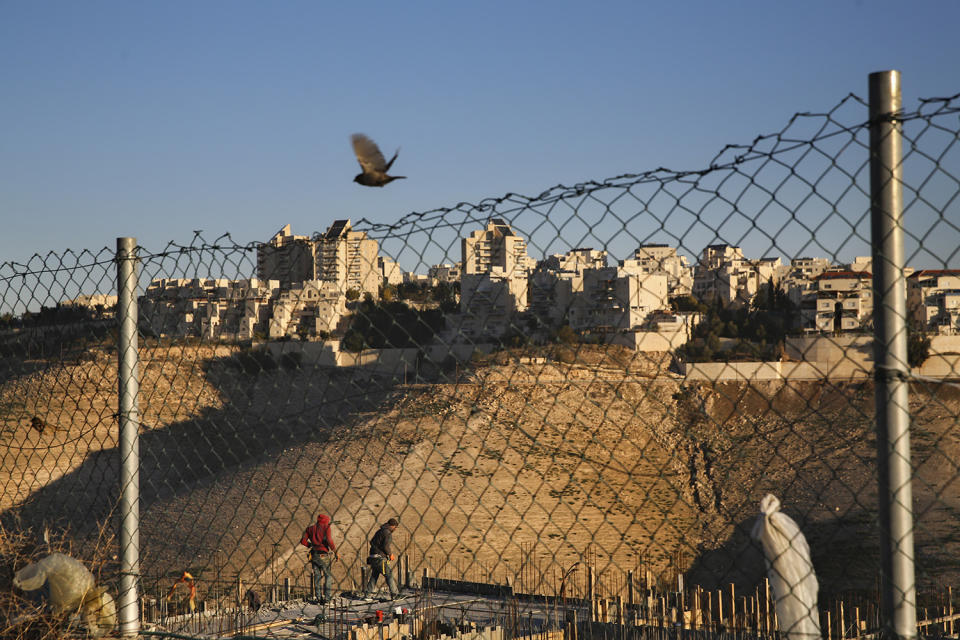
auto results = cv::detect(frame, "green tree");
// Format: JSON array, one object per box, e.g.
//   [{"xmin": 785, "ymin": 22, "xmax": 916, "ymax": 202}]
[
  {"xmin": 672, "ymin": 295, "xmax": 707, "ymax": 313},
  {"xmin": 342, "ymin": 299, "xmax": 445, "ymax": 352},
  {"xmin": 907, "ymin": 309, "xmax": 932, "ymax": 368},
  {"xmin": 553, "ymin": 324, "xmax": 578, "ymax": 345}
]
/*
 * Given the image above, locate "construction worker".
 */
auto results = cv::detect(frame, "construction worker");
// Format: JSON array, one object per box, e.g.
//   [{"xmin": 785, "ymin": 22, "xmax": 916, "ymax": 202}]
[
  {"xmin": 300, "ymin": 514, "xmax": 338, "ymax": 604},
  {"xmin": 363, "ymin": 518, "xmax": 400, "ymax": 601},
  {"xmin": 166, "ymin": 571, "xmax": 197, "ymax": 613}
]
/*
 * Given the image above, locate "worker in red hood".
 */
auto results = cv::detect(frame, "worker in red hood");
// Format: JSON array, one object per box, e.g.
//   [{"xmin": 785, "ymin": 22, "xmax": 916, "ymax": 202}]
[{"xmin": 300, "ymin": 514, "xmax": 338, "ymax": 604}]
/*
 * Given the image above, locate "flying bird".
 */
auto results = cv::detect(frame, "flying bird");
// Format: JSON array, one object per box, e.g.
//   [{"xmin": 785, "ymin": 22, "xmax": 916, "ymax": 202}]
[
  {"xmin": 351, "ymin": 133, "xmax": 406, "ymax": 187},
  {"xmin": 751, "ymin": 494, "xmax": 821, "ymax": 640}
]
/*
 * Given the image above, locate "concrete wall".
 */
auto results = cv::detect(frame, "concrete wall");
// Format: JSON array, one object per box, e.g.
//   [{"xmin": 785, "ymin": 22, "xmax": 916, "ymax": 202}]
[
  {"xmin": 265, "ymin": 341, "xmax": 339, "ymax": 366},
  {"xmin": 611, "ymin": 330, "xmax": 688, "ymax": 352},
  {"xmin": 930, "ymin": 335, "xmax": 960, "ymax": 355},
  {"xmin": 683, "ymin": 361, "xmax": 783, "ymax": 381},
  {"xmin": 424, "ymin": 343, "xmax": 494, "ymax": 363},
  {"xmin": 785, "ymin": 335, "xmax": 874, "ymax": 367},
  {"xmin": 683, "ymin": 360, "xmax": 870, "ymax": 381},
  {"xmin": 916, "ymin": 354, "xmax": 960, "ymax": 378},
  {"xmin": 336, "ymin": 348, "xmax": 419, "ymax": 375},
  {"xmin": 264, "ymin": 341, "xmax": 500, "ymax": 376}
]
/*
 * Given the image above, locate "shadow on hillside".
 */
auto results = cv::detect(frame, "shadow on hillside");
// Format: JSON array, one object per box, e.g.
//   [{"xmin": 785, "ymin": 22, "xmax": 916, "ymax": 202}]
[
  {"xmin": 1, "ymin": 352, "xmax": 405, "ymax": 561},
  {"xmin": 685, "ymin": 507, "xmax": 879, "ymax": 599}
]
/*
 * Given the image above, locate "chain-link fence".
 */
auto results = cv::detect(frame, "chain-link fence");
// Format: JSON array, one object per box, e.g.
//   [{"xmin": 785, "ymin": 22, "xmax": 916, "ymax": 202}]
[{"xmin": 2, "ymin": 73, "xmax": 959, "ymax": 639}]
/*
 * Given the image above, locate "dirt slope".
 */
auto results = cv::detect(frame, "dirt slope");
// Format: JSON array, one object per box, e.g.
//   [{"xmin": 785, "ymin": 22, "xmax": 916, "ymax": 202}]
[{"xmin": 2, "ymin": 345, "xmax": 959, "ymax": 603}]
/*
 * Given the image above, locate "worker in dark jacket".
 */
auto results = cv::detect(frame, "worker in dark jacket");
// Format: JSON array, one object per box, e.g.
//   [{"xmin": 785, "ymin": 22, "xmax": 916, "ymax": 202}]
[
  {"xmin": 300, "ymin": 514, "xmax": 338, "ymax": 604},
  {"xmin": 363, "ymin": 518, "xmax": 400, "ymax": 601}
]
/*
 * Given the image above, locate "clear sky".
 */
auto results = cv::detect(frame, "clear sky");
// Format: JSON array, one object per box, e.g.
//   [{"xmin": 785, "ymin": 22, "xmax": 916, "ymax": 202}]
[{"xmin": 2, "ymin": 1, "xmax": 958, "ymax": 272}]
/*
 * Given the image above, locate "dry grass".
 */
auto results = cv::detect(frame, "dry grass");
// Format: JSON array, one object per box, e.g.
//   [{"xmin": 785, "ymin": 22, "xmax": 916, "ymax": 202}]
[{"xmin": 0, "ymin": 522, "xmax": 115, "ymax": 639}]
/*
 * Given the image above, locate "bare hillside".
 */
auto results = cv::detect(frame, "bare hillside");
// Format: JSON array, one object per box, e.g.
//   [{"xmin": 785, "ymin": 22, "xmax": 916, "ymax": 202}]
[{"xmin": 2, "ymin": 344, "xmax": 959, "ymax": 603}]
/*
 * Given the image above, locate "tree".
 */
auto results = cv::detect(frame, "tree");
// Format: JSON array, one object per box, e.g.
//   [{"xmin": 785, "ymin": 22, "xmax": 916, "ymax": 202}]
[
  {"xmin": 345, "ymin": 288, "xmax": 361, "ymax": 301},
  {"xmin": 672, "ymin": 295, "xmax": 707, "ymax": 313},
  {"xmin": 907, "ymin": 310, "xmax": 932, "ymax": 368},
  {"xmin": 553, "ymin": 324, "xmax": 578, "ymax": 345},
  {"xmin": 341, "ymin": 299, "xmax": 446, "ymax": 352}
]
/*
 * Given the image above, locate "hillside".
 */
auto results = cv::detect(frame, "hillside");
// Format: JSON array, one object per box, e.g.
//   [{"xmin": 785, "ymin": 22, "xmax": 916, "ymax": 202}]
[{"xmin": 2, "ymin": 343, "xmax": 959, "ymax": 604}]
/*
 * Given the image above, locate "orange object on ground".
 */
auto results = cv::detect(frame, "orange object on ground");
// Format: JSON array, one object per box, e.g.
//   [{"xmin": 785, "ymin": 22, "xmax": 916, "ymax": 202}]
[{"xmin": 166, "ymin": 571, "xmax": 197, "ymax": 612}]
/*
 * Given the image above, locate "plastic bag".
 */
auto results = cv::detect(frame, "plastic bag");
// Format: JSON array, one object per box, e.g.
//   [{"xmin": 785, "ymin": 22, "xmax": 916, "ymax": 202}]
[
  {"xmin": 751, "ymin": 494, "xmax": 821, "ymax": 640},
  {"xmin": 13, "ymin": 552, "xmax": 95, "ymax": 614}
]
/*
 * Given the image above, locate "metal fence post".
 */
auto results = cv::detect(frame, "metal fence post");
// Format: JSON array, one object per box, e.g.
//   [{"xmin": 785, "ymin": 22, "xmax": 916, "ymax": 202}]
[
  {"xmin": 869, "ymin": 70, "xmax": 917, "ymax": 640},
  {"xmin": 116, "ymin": 237, "xmax": 141, "ymax": 636}
]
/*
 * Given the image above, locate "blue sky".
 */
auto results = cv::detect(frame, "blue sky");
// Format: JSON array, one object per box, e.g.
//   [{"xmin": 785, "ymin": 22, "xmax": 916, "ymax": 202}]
[{"xmin": 2, "ymin": 1, "xmax": 958, "ymax": 273}]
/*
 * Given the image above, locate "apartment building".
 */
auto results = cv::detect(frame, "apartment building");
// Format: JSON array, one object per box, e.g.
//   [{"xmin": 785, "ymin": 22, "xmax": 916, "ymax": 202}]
[
  {"xmin": 379, "ymin": 256, "xmax": 403, "ymax": 286},
  {"xmin": 692, "ymin": 244, "xmax": 781, "ymax": 307},
  {"xmin": 462, "ymin": 218, "xmax": 536, "ymax": 277},
  {"xmin": 257, "ymin": 224, "xmax": 316, "ymax": 287},
  {"xmin": 777, "ymin": 257, "xmax": 832, "ymax": 330},
  {"xmin": 620, "ymin": 244, "xmax": 693, "ymax": 297},
  {"xmin": 528, "ymin": 248, "xmax": 607, "ymax": 328},
  {"xmin": 458, "ymin": 267, "xmax": 528, "ymax": 340},
  {"xmin": 908, "ymin": 269, "xmax": 960, "ymax": 335},
  {"xmin": 459, "ymin": 219, "xmax": 535, "ymax": 339},
  {"xmin": 428, "ymin": 263, "xmax": 462, "ymax": 284},
  {"xmin": 846, "ymin": 256, "xmax": 873, "ymax": 273},
  {"xmin": 315, "ymin": 219, "xmax": 380, "ymax": 298},
  {"xmin": 813, "ymin": 270, "xmax": 874, "ymax": 332},
  {"xmin": 568, "ymin": 265, "xmax": 668, "ymax": 332},
  {"xmin": 268, "ymin": 280, "xmax": 346, "ymax": 339},
  {"xmin": 140, "ymin": 277, "xmax": 279, "ymax": 339}
]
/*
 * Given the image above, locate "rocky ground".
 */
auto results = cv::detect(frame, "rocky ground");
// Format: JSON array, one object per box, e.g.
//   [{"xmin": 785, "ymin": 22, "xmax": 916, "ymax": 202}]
[{"xmin": 2, "ymin": 343, "xmax": 959, "ymax": 609}]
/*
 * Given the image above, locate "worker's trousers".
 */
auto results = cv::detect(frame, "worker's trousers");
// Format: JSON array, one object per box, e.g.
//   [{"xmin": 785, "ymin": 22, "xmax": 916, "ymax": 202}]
[
  {"xmin": 310, "ymin": 553, "xmax": 333, "ymax": 601},
  {"xmin": 364, "ymin": 556, "xmax": 398, "ymax": 598}
]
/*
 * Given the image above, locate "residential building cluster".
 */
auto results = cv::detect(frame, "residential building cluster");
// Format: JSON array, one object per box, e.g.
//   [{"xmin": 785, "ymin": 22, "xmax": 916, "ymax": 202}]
[{"xmin": 138, "ymin": 218, "xmax": 960, "ymax": 345}]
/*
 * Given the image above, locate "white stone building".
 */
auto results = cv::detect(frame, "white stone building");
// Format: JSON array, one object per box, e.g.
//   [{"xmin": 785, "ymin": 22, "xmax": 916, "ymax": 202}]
[
  {"xmin": 778, "ymin": 257, "xmax": 833, "ymax": 331},
  {"xmin": 528, "ymin": 248, "xmax": 608, "ymax": 328},
  {"xmin": 458, "ymin": 268, "xmax": 528, "ymax": 340},
  {"xmin": 268, "ymin": 280, "xmax": 346, "ymax": 339},
  {"xmin": 813, "ymin": 270, "xmax": 874, "ymax": 332},
  {"xmin": 908, "ymin": 269, "xmax": 960, "ymax": 335},
  {"xmin": 621, "ymin": 244, "xmax": 693, "ymax": 297},
  {"xmin": 140, "ymin": 277, "xmax": 279, "ymax": 339},
  {"xmin": 257, "ymin": 224, "xmax": 317, "ymax": 287},
  {"xmin": 461, "ymin": 218, "xmax": 536, "ymax": 277},
  {"xmin": 315, "ymin": 219, "xmax": 380, "ymax": 298},
  {"xmin": 428, "ymin": 263, "xmax": 462, "ymax": 285},
  {"xmin": 692, "ymin": 244, "xmax": 781, "ymax": 307},
  {"xmin": 378, "ymin": 256, "xmax": 404, "ymax": 286},
  {"xmin": 846, "ymin": 256, "xmax": 873, "ymax": 273},
  {"xmin": 458, "ymin": 219, "xmax": 535, "ymax": 339},
  {"xmin": 568, "ymin": 265, "xmax": 668, "ymax": 333}
]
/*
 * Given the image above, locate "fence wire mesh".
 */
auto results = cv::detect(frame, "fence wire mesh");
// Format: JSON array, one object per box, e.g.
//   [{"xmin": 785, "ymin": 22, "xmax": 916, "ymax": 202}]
[{"xmin": 1, "ymin": 86, "xmax": 959, "ymax": 639}]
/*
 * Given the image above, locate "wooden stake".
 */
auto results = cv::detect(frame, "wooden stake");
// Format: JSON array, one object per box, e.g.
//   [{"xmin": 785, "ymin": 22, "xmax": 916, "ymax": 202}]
[
  {"xmin": 950, "ymin": 586, "xmax": 955, "ymax": 637},
  {"xmin": 729, "ymin": 584, "xmax": 736, "ymax": 630},
  {"xmin": 706, "ymin": 589, "xmax": 713, "ymax": 632},
  {"xmin": 764, "ymin": 578, "xmax": 771, "ymax": 635}
]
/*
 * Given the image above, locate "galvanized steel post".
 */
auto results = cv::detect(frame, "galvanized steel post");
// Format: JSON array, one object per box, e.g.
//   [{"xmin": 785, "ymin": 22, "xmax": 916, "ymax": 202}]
[
  {"xmin": 869, "ymin": 70, "xmax": 917, "ymax": 640},
  {"xmin": 116, "ymin": 237, "xmax": 141, "ymax": 636}
]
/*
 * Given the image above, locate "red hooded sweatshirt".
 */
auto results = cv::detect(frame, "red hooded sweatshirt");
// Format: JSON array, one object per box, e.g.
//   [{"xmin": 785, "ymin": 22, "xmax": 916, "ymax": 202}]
[{"xmin": 300, "ymin": 515, "xmax": 336, "ymax": 554}]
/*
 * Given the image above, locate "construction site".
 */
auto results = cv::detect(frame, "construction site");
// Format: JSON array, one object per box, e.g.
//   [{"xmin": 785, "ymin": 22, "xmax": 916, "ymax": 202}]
[{"xmin": 145, "ymin": 557, "xmax": 960, "ymax": 640}]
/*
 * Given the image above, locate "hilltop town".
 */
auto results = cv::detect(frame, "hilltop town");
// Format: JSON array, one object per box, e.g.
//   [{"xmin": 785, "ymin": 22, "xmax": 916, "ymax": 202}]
[{"xmin": 135, "ymin": 219, "xmax": 959, "ymax": 363}]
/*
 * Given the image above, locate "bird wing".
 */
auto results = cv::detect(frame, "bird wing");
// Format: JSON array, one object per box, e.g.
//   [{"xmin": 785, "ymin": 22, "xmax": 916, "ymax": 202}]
[{"xmin": 351, "ymin": 133, "xmax": 387, "ymax": 172}]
